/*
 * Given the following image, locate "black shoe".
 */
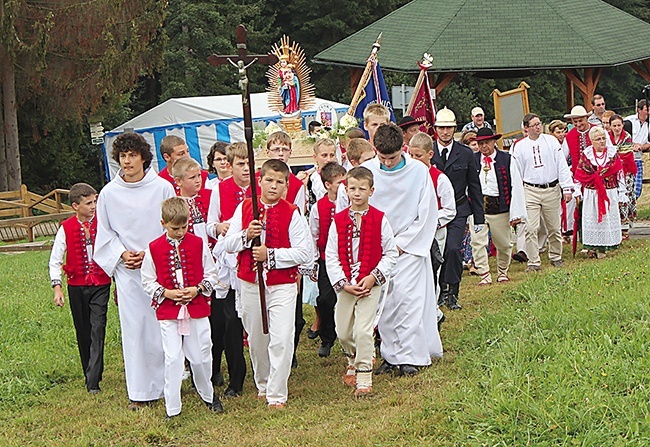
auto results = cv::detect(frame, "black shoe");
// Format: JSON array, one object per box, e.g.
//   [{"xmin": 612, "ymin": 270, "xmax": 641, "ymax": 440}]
[
  {"xmin": 291, "ymin": 355, "xmax": 298, "ymax": 369},
  {"xmin": 447, "ymin": 294, "xmax": 462, "ymax": 310},
  {"xmin": 205, "ymin": 394, "xmax": 224, "ymax": 413},
  {"xmin": 399, "ymin": 364, "xmax": 419, "ymax": 376},
  {"xmin": 212, "ymin": 371, "xmax": 224, "ymax": 387},
  {"xmin": 318, "ymin": 343, "xmax": 332, "ymax": 358},
  {"xmin": 374, "ymin": 360, "xmax": 395, "ymax": 375},
  {"xmin": 512, "ymin": 250, "xmax": 528, "ymax": 263},
  {"xmin": 307, "ymin": 327, "xmax": 320, "ymax": 339},
  {"xmin": 223, "ymin": 387, "xmax": 242, "ymax": 398},
  {"xmin": 437, "ymin": 314, "xmax": 446, "ymax": 332}
]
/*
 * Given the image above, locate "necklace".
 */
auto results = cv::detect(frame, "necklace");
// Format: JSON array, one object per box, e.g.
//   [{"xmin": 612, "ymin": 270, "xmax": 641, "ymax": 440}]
[{"xmin": 593, "ymin": 149, "xmax": 607, "ymax": 167}]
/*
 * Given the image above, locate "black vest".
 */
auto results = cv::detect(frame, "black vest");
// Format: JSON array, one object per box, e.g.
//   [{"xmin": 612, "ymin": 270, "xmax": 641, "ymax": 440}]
[{"xmin": 474, "ymin": 150, "xmax": 512, "ymax": 214}]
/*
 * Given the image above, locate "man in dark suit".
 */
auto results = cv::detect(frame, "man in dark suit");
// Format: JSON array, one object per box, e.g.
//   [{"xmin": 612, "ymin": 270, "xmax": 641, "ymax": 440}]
[{"xmin": 431, "ymin": 107, "xmax": 484, "ymax": 310}]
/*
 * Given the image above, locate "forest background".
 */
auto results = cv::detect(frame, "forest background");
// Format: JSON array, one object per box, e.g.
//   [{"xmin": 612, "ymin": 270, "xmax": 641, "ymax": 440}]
[{"xmin": 1, "ymin": 0, "xmax": 650, "ymax": 194}]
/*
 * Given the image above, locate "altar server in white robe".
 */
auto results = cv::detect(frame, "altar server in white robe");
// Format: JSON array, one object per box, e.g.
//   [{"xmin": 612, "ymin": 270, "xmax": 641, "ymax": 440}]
[
  {"xmin": 94, "ymin": 133, "xmax": 175, "ymax": 407},
  {"xmin": 363, "ymin": 123, "xmax": 442, "ymax": 377}
]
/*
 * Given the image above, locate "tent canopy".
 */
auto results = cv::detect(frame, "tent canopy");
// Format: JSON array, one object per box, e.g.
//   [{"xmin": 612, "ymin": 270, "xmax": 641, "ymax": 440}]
[{"xmin": 103, "ymin": 93, "xmax": 348, "ymax": 179}]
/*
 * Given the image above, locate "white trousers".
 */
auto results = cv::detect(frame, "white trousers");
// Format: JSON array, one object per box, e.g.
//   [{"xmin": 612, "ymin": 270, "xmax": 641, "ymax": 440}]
[
  {"xmin": 241, "ymin": 281, "xmax": 297, "ymax": 405},
  {"xmin": 114, "ymin": 265, "xmax": 164, "ymax": 401},
  {"xmin": 159, "ymin": 317, "xmax": 213, "ymax": 417}
]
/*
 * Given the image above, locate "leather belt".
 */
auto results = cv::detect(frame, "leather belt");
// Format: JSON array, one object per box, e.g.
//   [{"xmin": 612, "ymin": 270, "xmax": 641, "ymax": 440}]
[{"xmin": 524, "ymin": 180, "xmax": 559, "ymax": 189}]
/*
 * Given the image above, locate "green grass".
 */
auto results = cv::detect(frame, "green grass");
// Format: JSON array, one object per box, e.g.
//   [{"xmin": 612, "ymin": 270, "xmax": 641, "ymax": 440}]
[{"xmin": 0, "ymin": 242, "xmax": 649, "ymax": 446}]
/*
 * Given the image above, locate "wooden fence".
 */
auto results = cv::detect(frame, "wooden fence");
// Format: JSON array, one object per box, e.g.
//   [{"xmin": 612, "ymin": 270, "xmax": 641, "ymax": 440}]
[{"xmin": 0, "ymin": 186, "xmax": 74, "ymax": 242}]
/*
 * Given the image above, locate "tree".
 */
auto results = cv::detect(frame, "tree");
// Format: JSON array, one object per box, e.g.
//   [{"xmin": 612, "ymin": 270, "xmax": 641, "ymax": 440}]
[{"xmin": 0, "ymin": 0, "xmax": 165, "ymax": 191}]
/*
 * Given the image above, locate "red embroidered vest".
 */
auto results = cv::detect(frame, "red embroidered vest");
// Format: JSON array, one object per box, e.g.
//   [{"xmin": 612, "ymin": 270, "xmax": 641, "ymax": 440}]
[
  {"xmin": 218, "ymin": 177, "xmax": 251, "ymax": 221},
  {"xmin": 565, "ymin": 125, "xmax": 595, "ymax": 174},
  {"xmin": 61, "ymin": 217, "xmax": 111, "ymax": 286},
  {"xmin": 159, "ymin": 167, "xmax": 209, "ymax": 196},
  {"xmin": 333, "ymin": 206, "xmax": 384, "ymax": 283},
  {"xmin": 185, "ymin": 189, "xmax": 216, "ymax": 248},
  {"xmin": 429, "ymin": 166, "xmax": 443, "ymax": 210},
  {"xmin": 237, "ymin": 198, "xmax": 299, "ymax": 285},
  {"xmin": 149, "ymin": 233, "xmax": 211, "ymax": 320},
  {"xmin": 254, "ymin": 171, "xmax": 303, "ymax": 208},
  {"xmin": 316, "ymin": 196, "xmax": 336, "ymax": 260}
]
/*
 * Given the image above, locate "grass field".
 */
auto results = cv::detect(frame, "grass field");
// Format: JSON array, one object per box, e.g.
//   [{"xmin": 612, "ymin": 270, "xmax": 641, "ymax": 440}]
[{"xmin": 0, "ymin": 240, "xmax": 649, "ymax": 446}]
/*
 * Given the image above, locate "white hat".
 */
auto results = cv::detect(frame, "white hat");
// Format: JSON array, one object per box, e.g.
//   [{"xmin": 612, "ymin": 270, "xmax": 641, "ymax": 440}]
[
  {"xmin": 471, "ymin": 107, "xmax": 485, "ymax": 117},
  {"xmin": 435, "ymin": 107, "xmax": 457, "ymax": 127},
  {"xmin": 564, "ymin": 105, "xmax": 592, "ymax": 119}
]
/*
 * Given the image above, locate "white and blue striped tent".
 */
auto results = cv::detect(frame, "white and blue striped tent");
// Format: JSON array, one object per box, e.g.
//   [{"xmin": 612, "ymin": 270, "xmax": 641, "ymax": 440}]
[{"xmin": 102, "ymin": 93, "xmax": 348, "ymax": 179}]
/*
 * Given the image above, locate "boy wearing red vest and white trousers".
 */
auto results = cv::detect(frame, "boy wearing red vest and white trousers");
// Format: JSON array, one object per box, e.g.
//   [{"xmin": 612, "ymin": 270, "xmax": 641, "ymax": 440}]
[
  {"xmin": 408, "ymin": 132, "xmax": 457, "ymax": 328},
  {"xmin": 326, "ymin": 167, "xmax": 398, "ymax": 398},
  {"xmin": 224, "ymin": 159, "xmax": 312, "ymax": 409},
  {"xmin": 49, "ymin": 183, "xmax": 112, "ymax": 394},
  {"xmin": 308, "ymin": 161, "xmax": 347, "ymax": 358},
  {"xmin": 141, "ymin": 197, "xmax": 223, "ymax": 418}
]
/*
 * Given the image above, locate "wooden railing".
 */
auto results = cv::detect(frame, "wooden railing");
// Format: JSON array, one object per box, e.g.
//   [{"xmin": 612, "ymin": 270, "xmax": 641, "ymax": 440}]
[{"xmin": 0, "ymin": 186, "xmax": 74, "ymax": 242}]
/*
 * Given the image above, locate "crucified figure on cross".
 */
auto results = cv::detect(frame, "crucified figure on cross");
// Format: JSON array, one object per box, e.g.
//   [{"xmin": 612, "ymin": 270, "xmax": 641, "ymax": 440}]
[{"xmin": 208, "ymin": 25, "xmax": 278, "ymax": 334}]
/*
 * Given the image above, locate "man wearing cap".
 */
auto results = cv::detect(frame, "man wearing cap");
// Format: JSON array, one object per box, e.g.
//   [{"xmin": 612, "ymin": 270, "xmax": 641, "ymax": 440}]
[
  {"xmin": 431, "ymin": 107, "xmax": 484, "ymax": 310},
  {"xmin": 461, "ymin": 107, "xmax": 493, "ymax": 133},
  {"xmin": 511, "ymin": 113, "xmax": 573, "ymax": 272},
  {"xmin": 470, "ymin": 128, "xmax": 526, "ymax": 284},
  {"xmin": 398, "ymin": 115, "xmax": 423, "ymax": 148}
]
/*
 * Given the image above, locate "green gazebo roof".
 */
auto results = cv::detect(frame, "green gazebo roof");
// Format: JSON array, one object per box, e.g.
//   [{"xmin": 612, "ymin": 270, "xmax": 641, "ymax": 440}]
[{"xmin": 313, "ymin": 0, "xmax": 650, "ymax": 73}]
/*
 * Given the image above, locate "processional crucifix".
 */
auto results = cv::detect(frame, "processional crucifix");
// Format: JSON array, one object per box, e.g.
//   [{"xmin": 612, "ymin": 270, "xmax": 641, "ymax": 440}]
[{"xmin": 208, "ymin": 25, "xmax": 278, "ymax": 334}]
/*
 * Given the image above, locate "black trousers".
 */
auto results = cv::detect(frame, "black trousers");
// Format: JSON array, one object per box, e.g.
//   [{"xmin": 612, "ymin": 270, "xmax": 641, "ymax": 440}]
[
  {"xmin": 294, "ymin": 280, "xmax": 305, "ymax": 359},
  {"xmin": 316, "ymin": 259, "xmax": 337, "ymax": 346},
  {"xmin": 67, "ymin": 284, "xmax": 110, "ymax": 390},
  {"xmin": 209, "ymin": 288, "xmax": 246, "ymax": 391},
  {"xmin": 440, "ymin": 214, "xmax": 467, "ymax": 288}
]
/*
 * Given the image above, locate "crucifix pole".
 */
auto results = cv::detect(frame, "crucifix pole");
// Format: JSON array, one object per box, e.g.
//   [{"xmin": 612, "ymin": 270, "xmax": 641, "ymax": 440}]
[{"xmin": 208, "ymin": 25, "xmax": 278, "ymax": 334}]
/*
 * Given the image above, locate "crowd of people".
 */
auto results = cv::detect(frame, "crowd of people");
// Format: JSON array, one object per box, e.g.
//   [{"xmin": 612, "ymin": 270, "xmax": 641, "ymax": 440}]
[{"xmin": 48, "ymin": 94, "xmax": 648, "ymax": 418}]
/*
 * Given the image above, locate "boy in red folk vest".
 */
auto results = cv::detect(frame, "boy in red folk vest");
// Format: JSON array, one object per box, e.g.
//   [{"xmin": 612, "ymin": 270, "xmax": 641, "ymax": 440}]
[
  {"xmin": 49, "ymin": 183, "xmax": 112, "ymax": 394},
  {"xmin": 206, "ymin": 142, "xmax": 251, "ymax": 396},
  {"xmin": 173, "ymin": 157, "xmax": 217, "ymax": 248},
  {"xmin": 224, "ymin": 159, "xmax": 312, "ymax": 409},
  {"xmin": 408, "ymin": 132, "xmax": 457, "ymax": 330},
  {"xmin": 141, "ymin": 197, "xmax": 224, "ymax": 418},
  {"xmin": 308, "ymin": 161, "xmax": 347, "ymax": 357},
  {"xmin": 326, "ymin": 167, "xmax": 398, "ymax": 398}
]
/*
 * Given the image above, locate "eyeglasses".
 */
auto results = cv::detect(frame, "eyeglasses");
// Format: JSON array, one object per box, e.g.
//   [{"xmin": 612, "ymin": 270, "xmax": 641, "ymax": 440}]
[
  {"xmin": 527, "ymin": 122, "xmax": 542, "ymax": 127},
  {"xmin": 268, "ymin": 148, "xmax": 291, "ymax": 154}
]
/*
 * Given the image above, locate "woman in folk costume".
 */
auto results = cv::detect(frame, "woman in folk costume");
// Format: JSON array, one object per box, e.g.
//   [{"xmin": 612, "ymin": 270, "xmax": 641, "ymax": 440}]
[
  {"xmin": 607, "ymin": 115, "xmax": 637, "ymax": 240},
  {"xmin": 574, "ymin": 126, "xmax": 627, "ymax": 258}
]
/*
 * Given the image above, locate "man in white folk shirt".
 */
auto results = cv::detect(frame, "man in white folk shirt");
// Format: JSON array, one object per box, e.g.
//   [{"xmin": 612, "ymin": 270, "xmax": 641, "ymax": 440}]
[
  {"xmin": 94, "ymin": 133, "xmax": 176, "ymax": 409},
  {"xmin": 470, "ymin": 128, "xmax": 526, "ymax": 285},
  {"xmin": 510, "ymin": 113, "xmax": 573, "ymax": 272}
]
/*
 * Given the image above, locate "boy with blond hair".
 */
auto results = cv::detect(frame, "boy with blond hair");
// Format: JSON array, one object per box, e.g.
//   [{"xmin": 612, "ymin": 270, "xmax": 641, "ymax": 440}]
[
  {"xmin": 173, "ymin": 157, "xmax": 216, "ymax": 245},
  {"xmin": 205, "ymin": 141, "xmax": 250, "ymax": 395},
  {"xmin": 141, "ymin": 197, "xmax": 223, "ymax": 418},
  {"xmin": 158, "ymin": 135, "xmax": 208, "ymax": 194},
  {"xmin": 49, "ymin": 183, "xmax": 112, "ymax": 394},
  {"xmin": 326, "ymin": 167, "xmax": 397, "ymax": 397},
  {"xmin": 308, "ymin": 161, "xmax": 347, "ymax": 357},
  {"xmin": 224, "ymin": 159, "xmax": 313, "ymax": 408},
  {"xmin": 363, "ymin": 103, "xmax": 391, "ymax": 143},
  {"xmin": 408, "ymin": 132, "xmax": 457, "ymax": 329}
]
